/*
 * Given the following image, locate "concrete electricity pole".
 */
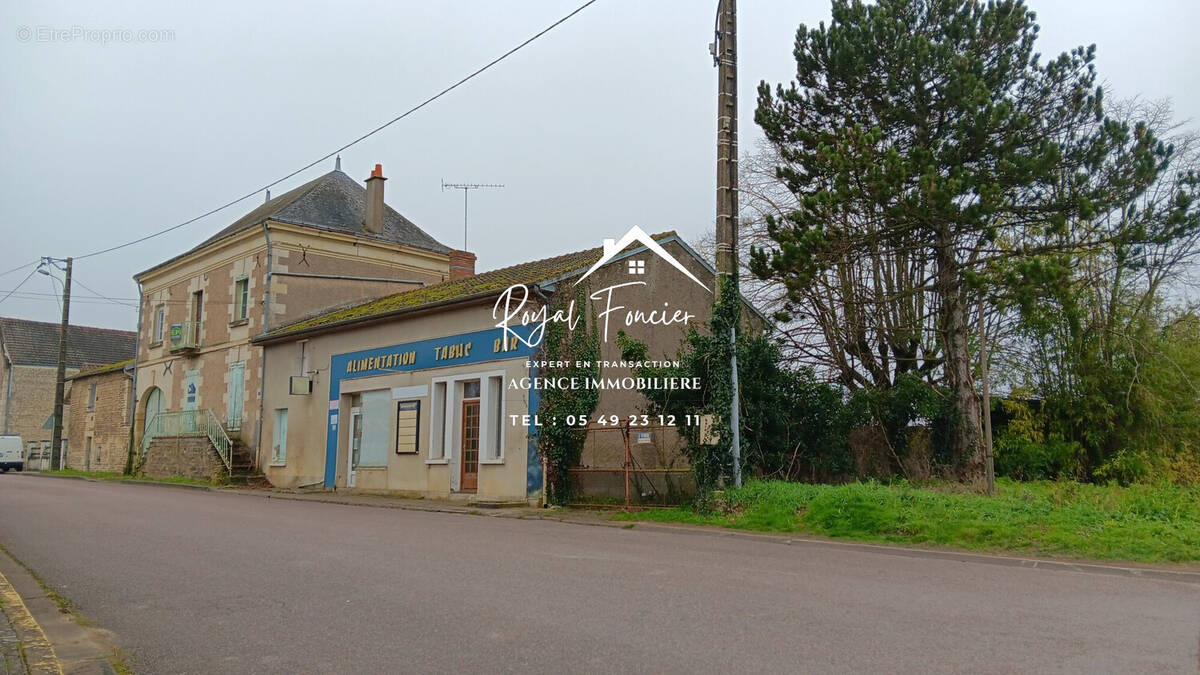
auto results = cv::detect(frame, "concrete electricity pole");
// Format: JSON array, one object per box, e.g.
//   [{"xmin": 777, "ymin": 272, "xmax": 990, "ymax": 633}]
[
  {"xmin": 49, "ymin": 256, "xmax": 72, "ymax": 469},
  {"xmin": 713, "ymin": 0, "xmax": 741, "ymax": 487}
]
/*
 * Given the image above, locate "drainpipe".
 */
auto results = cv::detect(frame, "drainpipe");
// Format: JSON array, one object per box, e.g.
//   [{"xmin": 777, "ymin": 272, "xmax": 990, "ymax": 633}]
[
  {"xmin": 254, "ymin": 222, "xmax": 273, "ymax": 470},
  {"xmin": 532, "ymin": 283, "xmax": 554, "ymax": 506},
  {"xmin": 3, "ymin": 354, "xmax": 12, "ymax": 435},
  {"xmin": 124, "ymin": 284, "xmax": 144, "ymax": 475}
]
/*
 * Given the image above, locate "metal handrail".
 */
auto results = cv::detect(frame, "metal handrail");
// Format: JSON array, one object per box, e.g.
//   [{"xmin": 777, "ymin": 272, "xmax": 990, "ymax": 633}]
[{"xmin": 140, "ymin": 409, "xmax": 233, "ymax": 474}]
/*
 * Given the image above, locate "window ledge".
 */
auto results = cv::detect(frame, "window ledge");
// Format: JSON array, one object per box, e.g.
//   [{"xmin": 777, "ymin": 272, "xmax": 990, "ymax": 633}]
[
  {"xmin": 479, "ymin": 459, "xmax": 505, "ymax": 465},
  {"xmin": 229, "ymin": 318, "xmax": 249, "ymax": 327},
  {"xmin": 269, "ymin": 460, "xmax": 286, "ymax": 467},
  {"xmin": 424, "ymin": 458, "xmax": 449, "ymax": 465},
  {"xmin": 148, "ymin": 341, "xmax": 163, "ymax": 348}
]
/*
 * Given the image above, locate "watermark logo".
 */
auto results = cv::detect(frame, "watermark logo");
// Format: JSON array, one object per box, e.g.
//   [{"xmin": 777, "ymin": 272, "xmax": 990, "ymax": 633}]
[
  {"xmin": 15, "ymin": 25, "xmax": 175, "ymax": 44},
  {"xmin": 575, "ymin": 225, "xmax": 710, "ymax": 291},
  {"xmin": 494, "ymin": 227, "xmax": 707, "ymax": 348}
]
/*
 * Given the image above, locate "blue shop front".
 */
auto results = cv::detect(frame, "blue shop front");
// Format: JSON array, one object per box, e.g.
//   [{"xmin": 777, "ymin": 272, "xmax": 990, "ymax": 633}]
[{"xmin": 258, "ymin": 315, "xmax": 542, "ymax": 503}]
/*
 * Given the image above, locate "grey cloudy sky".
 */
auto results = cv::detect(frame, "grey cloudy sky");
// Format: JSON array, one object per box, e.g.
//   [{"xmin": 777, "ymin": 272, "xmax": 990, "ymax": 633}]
[{"xmin": 2, "ymin": 0, "xmax": 1197, "ymax": 331}]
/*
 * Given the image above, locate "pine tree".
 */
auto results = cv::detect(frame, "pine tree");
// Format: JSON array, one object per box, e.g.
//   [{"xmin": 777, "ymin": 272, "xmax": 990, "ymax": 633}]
[{"xmin": 751, "ymin": 0, "xmax": 1166, "ymax": 479}]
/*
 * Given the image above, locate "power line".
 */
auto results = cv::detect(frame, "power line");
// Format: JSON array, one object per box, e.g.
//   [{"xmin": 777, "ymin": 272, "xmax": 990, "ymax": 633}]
[
  {"xmin": 0, "ymin": 265, "xmax": 41, "ymax": 306},
  {"xmin": 0, "ymin": 260, "xmax": 39, "ymax": 280},
  {"xmin": 72, "ymin": 0, "xmax": 600, "ymax": 262},
  {"xmin": 71, "ymin": 276, "xmax": 138, "ymax": 308}
]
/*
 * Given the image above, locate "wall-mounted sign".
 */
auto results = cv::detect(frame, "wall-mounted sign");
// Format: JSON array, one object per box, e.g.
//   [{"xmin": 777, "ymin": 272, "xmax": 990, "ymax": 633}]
[
  {"xmin": 395, "ymin": 400, "xmax": 420, "ymax": 454},
  {"xmin": 289, "ymin": 376, "xmax": 313, "ymax": 395}
]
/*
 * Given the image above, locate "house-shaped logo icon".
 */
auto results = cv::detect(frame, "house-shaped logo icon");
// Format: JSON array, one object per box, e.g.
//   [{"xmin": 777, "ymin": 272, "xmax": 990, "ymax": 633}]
[{"xmin": 574, "ymin": 226, "xmax": 711, "ymax": 292}]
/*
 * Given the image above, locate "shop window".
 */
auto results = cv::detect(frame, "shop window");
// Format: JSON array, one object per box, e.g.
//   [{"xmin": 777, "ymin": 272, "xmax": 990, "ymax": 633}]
[
  {"xmin": 356, "ymin": 390, "xmax": 390, "ymax": 467},
  {"xmin": 485, "ymin": 375, "xmax": 504, "ymax": 460},
  {"xmin": 272, "ymin": 408, "xmax": 288, "ymax": 464},
  {"xmin": 429, "ymin": 381, "xmax": 447, "ymax": 460},
  {"xmin": 234, "ymin": 277, "xmax": 249, "ymax": 321}
]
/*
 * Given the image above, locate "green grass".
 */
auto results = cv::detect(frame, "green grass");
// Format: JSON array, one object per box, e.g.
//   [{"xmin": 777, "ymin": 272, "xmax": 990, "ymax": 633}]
[
  {"xmin": 614, "ymin": 479, "xmax": 1200, "ymax": 564},
  {"xmin": 44, "ymin": 468, "xmax": 214, "ymax": 487}
]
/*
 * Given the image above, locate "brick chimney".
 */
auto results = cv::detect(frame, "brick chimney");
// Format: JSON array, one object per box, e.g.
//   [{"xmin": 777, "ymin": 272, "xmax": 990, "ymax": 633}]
[
  {"xmin": 364, "ymin": 164, "xmax": 386, "ymax": 235},
  {"xmin": 449, "ymin": 250, "xmax": 476, "ymax": 280}
]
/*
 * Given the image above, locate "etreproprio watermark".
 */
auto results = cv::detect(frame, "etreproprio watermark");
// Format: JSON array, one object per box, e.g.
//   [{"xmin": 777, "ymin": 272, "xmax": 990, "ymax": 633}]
[{"xmin": 15, "ymin": 25, "xmax": 175, "ymax": 44}]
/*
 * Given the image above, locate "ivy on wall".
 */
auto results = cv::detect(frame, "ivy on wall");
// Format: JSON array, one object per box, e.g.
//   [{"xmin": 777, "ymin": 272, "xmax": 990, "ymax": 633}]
[{"xmin": 536, "ymin": 285, "xmax": 600, "ymax": 505}]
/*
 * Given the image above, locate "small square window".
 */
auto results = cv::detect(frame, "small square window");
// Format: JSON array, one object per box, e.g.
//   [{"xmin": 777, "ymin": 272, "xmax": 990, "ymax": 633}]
[
  {"xmin": 627, "ymin": 259, "xmax": 646, "ymax": 275},
  {"xmin": 463, "ymin": 379, "xmax": 481, "ymax": 399}
]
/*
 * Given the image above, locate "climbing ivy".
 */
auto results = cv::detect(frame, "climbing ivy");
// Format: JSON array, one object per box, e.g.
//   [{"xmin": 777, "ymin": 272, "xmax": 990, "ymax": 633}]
[
  {"xmin": 536, "ymin": 285, "xmax": 600, "ymax": 505},
  {"xmin": 620, "ymin": 276, "xmax": 859, "ymax": 497}
]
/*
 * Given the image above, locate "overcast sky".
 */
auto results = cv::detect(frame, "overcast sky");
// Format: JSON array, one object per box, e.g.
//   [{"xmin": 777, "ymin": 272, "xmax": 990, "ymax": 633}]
[{"xmin": 2, "ymin": 0, "xmax": 1197, "ymax": 331}]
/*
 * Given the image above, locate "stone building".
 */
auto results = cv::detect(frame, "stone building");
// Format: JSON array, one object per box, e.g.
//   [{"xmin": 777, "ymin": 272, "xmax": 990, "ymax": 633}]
[
  {"xmin": 0, "ymin": 317, "xmax": 136, "ymax": 467},
  {"xmin": 252, "ymin": 228, "xmax": 743, "ymax": 503},
  {"xmin": 133, "ymin": 161, "xmax": 468, "ymax": 476},
  {"xmin": 64, "ymin": 360, "xmax": 134, "ymax": 473}
]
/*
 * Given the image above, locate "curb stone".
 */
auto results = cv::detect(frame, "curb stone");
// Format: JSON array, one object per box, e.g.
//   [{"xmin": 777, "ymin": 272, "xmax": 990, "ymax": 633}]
[{"xmin": 0, "ymin": 570, "xmax": 60, "ymax": 674}]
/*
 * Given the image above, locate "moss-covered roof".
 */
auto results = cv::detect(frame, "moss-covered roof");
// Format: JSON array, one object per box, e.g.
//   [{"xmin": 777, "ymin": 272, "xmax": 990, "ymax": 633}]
[
  {"xmin": 67, "ymin": 358, "xmax": 134, "ymax": 380},
  {"xmin": 256, "ymin": 231, "xmax": 678, "ymax": 343}
]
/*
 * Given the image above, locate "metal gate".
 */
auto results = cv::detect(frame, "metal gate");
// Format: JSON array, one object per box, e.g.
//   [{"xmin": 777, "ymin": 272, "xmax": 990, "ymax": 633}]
[{"xmin": 569, "ymin": 421, "xmax": 695, "ymax": 508}]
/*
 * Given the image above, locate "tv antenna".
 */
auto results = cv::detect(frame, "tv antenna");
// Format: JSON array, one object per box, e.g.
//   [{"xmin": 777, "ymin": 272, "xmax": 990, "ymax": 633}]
[{"xmin": 442, "ymin": 180, "xmax": 504, "ymax": 249}]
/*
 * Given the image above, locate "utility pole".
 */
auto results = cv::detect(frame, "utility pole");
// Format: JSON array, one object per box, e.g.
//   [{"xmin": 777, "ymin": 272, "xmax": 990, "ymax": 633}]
[
  {"xmin": 49, "ymin": 256, "xmax": 72, "ymax": 470},
  {"xmin": 441, "ymin": 181, "xmax": 504, "ymax": 249},
  {"xmin": 978, "ymin": 299, "xmax": 995, "ymax": 495},
  {"xmin": 713, "ymin": 0, "xmax": 741, "ymax": 487}
]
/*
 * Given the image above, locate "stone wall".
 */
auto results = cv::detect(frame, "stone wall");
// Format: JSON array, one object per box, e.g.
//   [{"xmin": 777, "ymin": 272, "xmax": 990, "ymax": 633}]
[
  {"xmin": 65, "ymin": 368, "xmax": 132, "ymax": 473},
  {"xmin": 141, "ymin": 435, "xmax": 226, "ymax": 482},
  {"xmin": 1, "ymin": 362, "xmax": 80, "ymax": 449}
]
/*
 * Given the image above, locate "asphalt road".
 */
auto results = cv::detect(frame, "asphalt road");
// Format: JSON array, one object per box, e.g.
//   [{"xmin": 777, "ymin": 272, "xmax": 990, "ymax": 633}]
[{"xmin": 0, "ymin": 476, "xmax": 1197, "ymax": 674}]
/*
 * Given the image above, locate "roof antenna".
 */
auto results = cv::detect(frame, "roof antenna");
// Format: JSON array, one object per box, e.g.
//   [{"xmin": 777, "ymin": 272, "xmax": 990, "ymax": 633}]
[
  {"xmin": 335, "ymin": 155, "xmax": 342, "ymax": 172},
  {"xmin": 264, "ymin": 189, "xmax": 271, "ymax": 203},
  {"xmin": 441, "ymin": 180, "xmax": 504, "ymax": 249}
]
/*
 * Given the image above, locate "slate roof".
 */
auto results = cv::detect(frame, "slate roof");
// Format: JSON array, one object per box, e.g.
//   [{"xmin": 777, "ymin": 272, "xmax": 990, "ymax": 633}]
[
  {"xmin": 0, "ymin": 318, "xmax": 137, "ymax": 369},
  {"xmin": 140, "ymin": 169, "xmax": 450, "ymax": 278},
  {"xmin": 255, "ymin": 232, "xmax": 682, "ymax": 343}
]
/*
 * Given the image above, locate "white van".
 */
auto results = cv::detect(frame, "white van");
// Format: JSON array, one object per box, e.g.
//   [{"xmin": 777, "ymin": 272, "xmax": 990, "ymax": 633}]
[{"xmin": 0, "ymin": 435, "xmax": 24, "ymax": 472}]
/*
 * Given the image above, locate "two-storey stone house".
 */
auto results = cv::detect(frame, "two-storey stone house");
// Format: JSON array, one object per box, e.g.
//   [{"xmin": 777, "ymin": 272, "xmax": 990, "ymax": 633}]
[{"xmin": 133, "ymin": 161, "xmax": 471, "ymax": 472}]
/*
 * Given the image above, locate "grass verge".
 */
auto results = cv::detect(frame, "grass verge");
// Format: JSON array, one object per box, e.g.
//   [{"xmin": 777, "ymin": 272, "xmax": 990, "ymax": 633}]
[
  {"xmin": 42, "ymin": 468, "xmax": 213, "ymax": 487},
  {"xmin": 613, "ymin": 479, "xmax": 1200, "ymax": 564}
]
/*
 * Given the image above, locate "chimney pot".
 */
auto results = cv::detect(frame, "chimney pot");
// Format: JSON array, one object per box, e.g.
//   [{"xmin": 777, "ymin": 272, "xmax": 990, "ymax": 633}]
[{"xmin": 364, "ymin": 164, "xmax": 387, "ymax": 235}]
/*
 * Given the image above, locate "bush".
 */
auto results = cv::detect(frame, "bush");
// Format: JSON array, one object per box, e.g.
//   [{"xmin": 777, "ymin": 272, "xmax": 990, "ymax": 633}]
[{"xmin": 994, "ymin": 432, "xmax": 1086, "ymax": 481}]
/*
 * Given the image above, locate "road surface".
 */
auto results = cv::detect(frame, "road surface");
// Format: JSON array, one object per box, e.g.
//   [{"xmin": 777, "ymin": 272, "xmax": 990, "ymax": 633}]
[{"xmin": 0, "ymin": 475, "xmax": 1197, "ymax": 674}]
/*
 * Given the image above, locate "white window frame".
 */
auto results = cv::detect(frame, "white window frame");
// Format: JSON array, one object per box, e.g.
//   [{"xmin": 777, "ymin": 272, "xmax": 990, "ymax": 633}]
[
  {"xmin": 427, "ymin": 370, "xmax": 507, "ymax": 466},
  {"xmin": 426, "ymin": 381, "xmax": 449, "ymax": 464},
  {"xmin": 271, "ymin": 408, "xmax": 288, "ymax": 465},
  {"xmin": 153, "ymin": 304, "xmax": 165, "ymax": 343}
]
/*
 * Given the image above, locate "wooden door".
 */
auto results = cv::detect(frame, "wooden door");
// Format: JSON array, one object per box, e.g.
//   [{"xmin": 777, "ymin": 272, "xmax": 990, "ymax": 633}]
[{"xmin": 460, "ymin": 399, "xmax": 480, "ymax": 492}]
